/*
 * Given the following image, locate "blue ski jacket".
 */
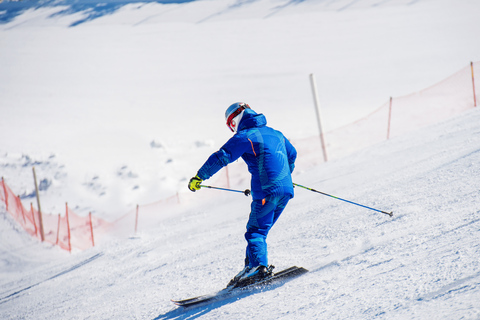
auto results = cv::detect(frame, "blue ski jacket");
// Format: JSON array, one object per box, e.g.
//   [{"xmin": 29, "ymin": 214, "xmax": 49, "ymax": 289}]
[{"xmin": 197, "ymin": 109, "xmax": 297, "ymax": 200}]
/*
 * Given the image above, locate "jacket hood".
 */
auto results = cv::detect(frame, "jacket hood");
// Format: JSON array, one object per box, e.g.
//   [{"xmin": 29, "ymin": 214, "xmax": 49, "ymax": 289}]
[{"xmin": 237, "ymin": 109, "xmax": 267, "ymax": 132}]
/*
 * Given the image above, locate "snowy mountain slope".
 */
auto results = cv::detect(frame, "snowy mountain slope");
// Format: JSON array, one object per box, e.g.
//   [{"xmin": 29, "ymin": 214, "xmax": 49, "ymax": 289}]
[
  {"xmin": 1, "ymin": 0, "xmax": 480, "ymax": 318},
  {"xmin": 1, "ymin": 0, "xmax": 480, "ymax": 218},
  {"xmin": 1, "ymin": 107, "xmax": 479, "ymax": 319}
]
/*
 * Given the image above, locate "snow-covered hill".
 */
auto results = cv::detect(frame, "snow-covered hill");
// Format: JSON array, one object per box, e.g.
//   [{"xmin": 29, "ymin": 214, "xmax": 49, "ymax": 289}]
[
  {"xmin": 2, "ymin": 104, "xmax": 479, "ymax": 319},
  {"xmin": 1, "ymin": 0, "xmax": 480, "ymax": 319},
  {"xmin": 1, "ymin": 0, "xmax": 480, "ymax": 217}
]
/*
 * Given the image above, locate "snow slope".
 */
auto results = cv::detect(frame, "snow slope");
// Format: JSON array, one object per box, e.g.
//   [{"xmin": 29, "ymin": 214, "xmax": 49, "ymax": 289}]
[
  {"xmin": 1, "ymin": 102, "xmax": 479, "ymax": 320},
  {"xmin": 1, "ymin": 0, "xmax": 480, "ymax": 319},
  {"xmin": 1, "ymin": 0, "xmax": 480, "ymax": 217}
]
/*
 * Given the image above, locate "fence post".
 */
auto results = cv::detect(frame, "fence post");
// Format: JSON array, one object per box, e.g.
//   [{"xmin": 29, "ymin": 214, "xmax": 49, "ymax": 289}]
[
  {"xmin": 65, "ymin": 203, "xmax": 71, "ymax": 253},
  {"xmin": 309, "ymin": 73, "xmax": 328, "ymax": 162},
  {"xmin": 472, "ymin": 62, "xmax": 477, "ymax": 107},
  {"xmin": 387, "ymin": 97, "xmax": 393, "ymax": 139},
  {"xmin": 89, "ymin": 212, "xmax": 95, "ymax": 247},
  {"xmin": 56, "ymin": 213, "xmax": 61, "ymax": 245},
  {"xmin": 32, "ymin": 167, "xmax": 45, "ymax": 242}
]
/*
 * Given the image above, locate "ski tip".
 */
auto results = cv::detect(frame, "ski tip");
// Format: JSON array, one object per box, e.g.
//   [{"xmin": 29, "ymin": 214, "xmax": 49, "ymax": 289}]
[
  {"xmin": 172, "ymin": 300, "xmax": 189, "ymax": 307},
  {"xmin": 295, "ymin": 266, "xmax": 309, "ymax": 274},
  {"xmin": 171, "ymin": 299, "xmax": 188, "ymax": 306}
]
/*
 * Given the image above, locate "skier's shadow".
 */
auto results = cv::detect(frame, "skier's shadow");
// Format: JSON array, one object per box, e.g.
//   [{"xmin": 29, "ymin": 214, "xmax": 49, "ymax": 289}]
[{"xmin": 153, "ymin": 284, "xmax": 281, "ymax": 320}]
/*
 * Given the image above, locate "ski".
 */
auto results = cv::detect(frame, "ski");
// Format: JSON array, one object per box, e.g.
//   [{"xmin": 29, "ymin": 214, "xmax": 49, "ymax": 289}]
[{"xmin": 172, "ymin": 266, "xmax": 308, "ymax": 307}]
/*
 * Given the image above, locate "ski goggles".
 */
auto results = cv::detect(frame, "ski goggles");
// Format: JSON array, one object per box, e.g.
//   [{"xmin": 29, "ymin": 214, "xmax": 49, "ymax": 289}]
[{"xmin": 226, "ymin": 103, "xmax": 250, "ymax": 132}]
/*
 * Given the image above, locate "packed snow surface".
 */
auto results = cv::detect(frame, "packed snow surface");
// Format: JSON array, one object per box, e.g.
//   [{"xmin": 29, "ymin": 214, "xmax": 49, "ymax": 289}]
[{"xmin": 1, "ymin": 0, "xmax": 480, "ymax": 319}]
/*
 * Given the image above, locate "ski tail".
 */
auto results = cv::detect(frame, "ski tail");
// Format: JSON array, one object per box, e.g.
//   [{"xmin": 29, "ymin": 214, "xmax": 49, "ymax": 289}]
[{"xmin": 172, "ymin": 266, "xmax": 308, "ymax": 307}]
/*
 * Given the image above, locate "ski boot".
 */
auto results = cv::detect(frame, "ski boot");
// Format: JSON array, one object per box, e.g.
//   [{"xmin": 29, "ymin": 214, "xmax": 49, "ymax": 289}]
[
  {"xmin": 227, "ymin": 265, "xmax": 250, "ymax": 287},
  {"xmin": 230, "ymin": 265, "xmax": 275, "ymax": 288}
]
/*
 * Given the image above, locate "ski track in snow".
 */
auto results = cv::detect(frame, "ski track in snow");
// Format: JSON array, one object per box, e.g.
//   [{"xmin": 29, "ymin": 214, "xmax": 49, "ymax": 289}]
[
  {"xmin": 1, "ymin": 104, "xmax": 476, "ymax": 320},
  {"xmin": 0, "ymin": 253, "xmax": 103, "ymax": 305}
]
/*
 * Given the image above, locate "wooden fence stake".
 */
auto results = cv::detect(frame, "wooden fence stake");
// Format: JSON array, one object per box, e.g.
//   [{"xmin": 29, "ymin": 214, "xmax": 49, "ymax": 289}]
[
  {"xmin": 32, "ymin": 167, "xmax": 45, "ymax": 242},
  {"xmin": 387, "ymin": 97, "xmax": 393, "ymax": 139},
  {"xmin": 472, "ymin": 62, "xmax": 477, "ymax": 107},
  {"xmin": 65, "ymin": 203, "xmax": 71, "ymax": 253},
  {"xmin": 56, "ymin": 214, "xmax": 61, "ymax": 245},
  {"xmin": 89, "ymin": 212, "xmax": 95, "ymax": 247},
  {"xmin": 309, "ymin": 73, "xmax": 328, "ymax": 162}
]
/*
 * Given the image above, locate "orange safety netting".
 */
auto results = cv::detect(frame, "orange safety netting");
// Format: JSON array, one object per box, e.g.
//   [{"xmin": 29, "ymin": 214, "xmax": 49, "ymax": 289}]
[
  {"xmin": 0, "ymin": 180, "xmax": 40, "ymax": 239},
  {"xmin": 1, "ymin": 178, "xmax": 111, "ymax": 252},
  {"xmin": 294, "ymin": 61, "xmax": 479, "ymax": 163}
]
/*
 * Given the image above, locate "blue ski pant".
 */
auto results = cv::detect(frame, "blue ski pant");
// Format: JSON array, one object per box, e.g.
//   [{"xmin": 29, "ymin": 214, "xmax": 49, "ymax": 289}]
[{"xmin": 245, "ymin": 195, "xmax": 291, "ymax": 268}]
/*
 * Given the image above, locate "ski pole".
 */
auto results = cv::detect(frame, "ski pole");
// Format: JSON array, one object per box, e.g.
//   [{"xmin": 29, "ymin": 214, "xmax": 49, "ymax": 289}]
[
  {"xmin": 200, "ymin": 185, "xmax": 251, "ymax": 196},
  {"xmin": 293, "ymin": 183, "xmax": 393, "ymax": 217}
]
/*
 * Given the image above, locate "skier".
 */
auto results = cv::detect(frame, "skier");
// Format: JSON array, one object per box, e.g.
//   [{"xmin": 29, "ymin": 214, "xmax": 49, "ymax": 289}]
[{"xmin": 188, "ymin": 102, "xmax": 297, "ymax": 287}]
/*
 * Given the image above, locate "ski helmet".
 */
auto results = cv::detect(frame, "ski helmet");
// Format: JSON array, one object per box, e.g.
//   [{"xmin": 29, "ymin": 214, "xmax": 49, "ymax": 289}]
[{"xmin": 225, "ymin": 102, "xmax": 251, "ymax": 132}]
